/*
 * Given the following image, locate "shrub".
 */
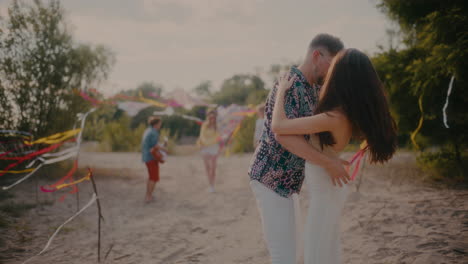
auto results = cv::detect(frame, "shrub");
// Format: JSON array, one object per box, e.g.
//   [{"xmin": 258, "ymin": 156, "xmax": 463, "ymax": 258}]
[
  {"xmin": 158, "ymin": 128, "xmax": 177, "ymax": 155},
  {"xmin": 230, "ymin": 115, "xmax": 257, "ymax": 153},
  {"xmin": 99, "ymin": 116, "xmax": 146, "ymax": 152},
  {"xmin": 417, "ymin": 149, "xmax": 468, "ymax": 184}
]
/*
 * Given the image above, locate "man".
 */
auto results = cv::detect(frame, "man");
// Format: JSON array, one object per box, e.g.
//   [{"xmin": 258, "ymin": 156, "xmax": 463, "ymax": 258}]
[
  {"xmin": 141, "ymin": 116, "xmax": 162, "ymax": 203},
  {"xmin": 248, "ymin": 33, "xmax": 348, "ymax": 264}
]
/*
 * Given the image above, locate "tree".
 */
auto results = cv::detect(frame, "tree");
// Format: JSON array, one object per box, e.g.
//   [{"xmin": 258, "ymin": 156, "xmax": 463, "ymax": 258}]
[
  {"xmin": 122, "ymin": 81, "xmax": 163, "ymax": 97},
  {"xmin": 0, "ymin": 0, "xmax": 114, "ymax": 136},
  {"xmin": 212, "ymin": 74, "xmax": 267, "ymax": 106},
  {"xmin": 192, "ymin": 80, "xmax": 212, "ymax": 98},
  {"xmin": 374, "ymin": 0, "xmax": 468, "ymax": 179}
]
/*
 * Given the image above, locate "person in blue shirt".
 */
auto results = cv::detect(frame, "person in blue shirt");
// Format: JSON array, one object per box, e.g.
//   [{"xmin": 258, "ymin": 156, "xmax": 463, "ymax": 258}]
[{"xmin": 141, "ymin": 116, "xmax": 162, "ymax": 203}]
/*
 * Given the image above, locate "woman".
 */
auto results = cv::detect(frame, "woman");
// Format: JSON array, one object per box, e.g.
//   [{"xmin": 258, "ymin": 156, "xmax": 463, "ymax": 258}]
[
  {"xmin": 197, "ymin": 109, "xmax": 221, "ymax": 193},
  {"xmin": 272, "ymin": 48, "xmax": 397, "ymax": 263}
]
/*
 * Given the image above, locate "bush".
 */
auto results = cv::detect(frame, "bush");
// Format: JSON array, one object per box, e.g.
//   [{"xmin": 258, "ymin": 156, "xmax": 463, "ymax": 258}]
[
  {"xmin": 159, "ymin": 128, "xmax": 177, "ymax": 155},
  {"xmin": 417, "ymin": 149, "xmax": 468, "ymax": 184},
  {"xmin": 230, "ymin": 115, "xmax": 257, "ymax": 153},
  {"xmin": 99, "ymin": 116, "xmax": 146, "ymax": 152}
]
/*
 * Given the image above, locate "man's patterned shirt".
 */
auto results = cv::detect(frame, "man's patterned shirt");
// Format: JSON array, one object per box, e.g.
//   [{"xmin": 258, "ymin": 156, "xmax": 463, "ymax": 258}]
[{"xmin": 248, "ymin": 66, "xmax": 320, "ymax": 197}]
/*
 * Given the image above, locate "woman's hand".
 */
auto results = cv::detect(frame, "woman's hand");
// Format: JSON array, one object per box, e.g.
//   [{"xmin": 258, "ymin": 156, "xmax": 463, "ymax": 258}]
[{"xmin": 277, "ymin": 73, "xmax": 295, "ymax": 94}]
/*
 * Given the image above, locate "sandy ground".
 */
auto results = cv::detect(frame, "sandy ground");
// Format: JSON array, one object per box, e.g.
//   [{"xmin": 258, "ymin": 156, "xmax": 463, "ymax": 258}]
[{"xmin": 2, "ymin": 150, "xmax": 467, "ymax": 264}]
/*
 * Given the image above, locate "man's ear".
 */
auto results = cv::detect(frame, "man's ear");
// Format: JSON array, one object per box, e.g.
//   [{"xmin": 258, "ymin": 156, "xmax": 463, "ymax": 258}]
[{"xmin": 311, "ymin": 49, "xmax": 321, "ymax": 61}]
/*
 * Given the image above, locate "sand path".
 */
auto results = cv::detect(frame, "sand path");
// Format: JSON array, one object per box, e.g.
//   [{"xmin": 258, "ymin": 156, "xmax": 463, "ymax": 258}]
[{"xmin": 4, "ymin": 151, "xmax": 467, "ymax": 264}]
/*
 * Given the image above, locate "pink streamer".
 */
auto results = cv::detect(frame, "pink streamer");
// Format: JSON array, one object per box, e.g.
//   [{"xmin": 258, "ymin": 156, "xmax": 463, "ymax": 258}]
[
  {"xmin": 40, "ymin": 186, "xmax": 56, "ymax": 193},
  {"xmin": 348, "ymin": 147, "xmax": 367, "ymax": 181}
]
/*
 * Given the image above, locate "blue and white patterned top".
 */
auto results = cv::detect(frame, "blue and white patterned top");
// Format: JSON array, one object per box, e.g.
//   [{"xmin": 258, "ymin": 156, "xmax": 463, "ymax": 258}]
[{"xmin": 248, "ymin": 66, "xmax": 321, "ymax": 197}]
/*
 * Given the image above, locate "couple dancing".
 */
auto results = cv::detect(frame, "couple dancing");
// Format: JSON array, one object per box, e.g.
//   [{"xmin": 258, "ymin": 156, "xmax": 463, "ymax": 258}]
[{"xmin": 248, "ymin": 33, "xmax": 397, "ymax": 264}]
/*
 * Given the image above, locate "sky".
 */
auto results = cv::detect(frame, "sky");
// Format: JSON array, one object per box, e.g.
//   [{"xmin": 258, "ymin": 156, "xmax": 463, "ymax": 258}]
[{"xmin": 1, "ymin": 0, "xmax": 392, "ymax": 96}]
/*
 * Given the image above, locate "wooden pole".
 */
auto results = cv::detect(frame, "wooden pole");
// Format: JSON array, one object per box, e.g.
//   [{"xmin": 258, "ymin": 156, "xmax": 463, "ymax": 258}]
[{"xmin": 88, "ymin": 168, "xmax": 103, "ymax": 262}]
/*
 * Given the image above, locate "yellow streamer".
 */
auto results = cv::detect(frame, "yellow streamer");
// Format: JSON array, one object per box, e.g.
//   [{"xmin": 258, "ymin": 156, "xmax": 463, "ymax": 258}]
[
  {"xmin": 410, "ymin": 95, "xmax": 424, "ymax": 150},
  {"xmin": 24, "ymin": 128, "xmax": 81, "ymax": 145},
  {"xmin": 360, "ymin": 140, "xmax": 368, "ymax": 150},
  {"xmin": 54, "ymin": 172, "xmax": 91, "ymax": 190},
  {"xmin": 0, "ymin": 168, "xmax": 35, "ymax": 174},
  {"xmin": 139, "ymin": 91, "xmax": 167, "ymax": 108},
  {"xmin": 224, "ymin": 123, "xmax": 242, "ymax": 157}
]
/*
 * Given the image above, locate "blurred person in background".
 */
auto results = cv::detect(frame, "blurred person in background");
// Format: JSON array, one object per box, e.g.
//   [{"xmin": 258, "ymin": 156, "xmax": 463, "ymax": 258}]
[
  {"xmin": 141, "ymin": 116, "xmax": 162, "ymax": 203},
  {"xmin": 197, "ymin": 109, "xmax": 221, "ymax": 193}
]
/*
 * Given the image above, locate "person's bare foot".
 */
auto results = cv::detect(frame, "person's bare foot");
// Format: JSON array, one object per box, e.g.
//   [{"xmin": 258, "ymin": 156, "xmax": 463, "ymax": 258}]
[{"xmin": 144, "ymin": 196, "xmax": 155, "ymax": 203}]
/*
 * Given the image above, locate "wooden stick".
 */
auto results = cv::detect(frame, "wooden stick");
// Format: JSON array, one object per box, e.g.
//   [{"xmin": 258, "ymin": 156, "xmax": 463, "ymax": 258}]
[
  {"xmin": 76, "ymin": 184, "xmax": 80, "ymax": 213},
  {"xmin": 89, "ymin": 168, "xmax": 104, "ymax": 262},
  {"xmin": 35, "ymin": 172, "xmax": 39, "ymax": 206},
  {"xmin": 104, "ymin": 243, "xmax": 114, "ymax": 260},
  {"xmin": 75, "ymin": 160, "xmax": 80, "ymax": 213}
]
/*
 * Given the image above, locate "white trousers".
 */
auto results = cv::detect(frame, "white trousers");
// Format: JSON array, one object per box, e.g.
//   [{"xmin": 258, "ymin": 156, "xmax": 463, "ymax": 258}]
[
  {"xmin": 251, "ymin": 162, "xmax": 348, "ymax": 264},
  {"xmin": 303, "ymin": 162, "xmax": 348, "ymax": 264},
  {"xmin": 250, "ymin": 180, "xmax": 297, "ymax": 264}
]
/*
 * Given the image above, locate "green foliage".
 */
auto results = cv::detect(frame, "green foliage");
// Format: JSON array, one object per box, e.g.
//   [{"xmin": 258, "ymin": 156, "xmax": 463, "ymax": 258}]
[
  {"xmin": 159, "ymin": 128, "xmax": 177, "ymax": 155},
  {"xmin": 130, "ymin": 106, "xmax": 161, "ymax": 130},
  {"xmin": 82, "ymin": 105, "xmax": 122, "ymax": 141},
  {"xmin": 99, "ymin": 115, "xmax": 146, "ymax": 152},
  {"xmin": 192, "ymin": 80, "xmax": 212, "ymax": 98},
  {"xmin": 246, "ymin": 89, "xmax": 270, "ymax": 106},
  {"xmin": 230, "ymin": 115, "xmax": 256, "ymax": 153},
  {"xmin": 161, "ymin": 114, "xmax": 201, "ymax": 140},
  {"xmin": 129, "ymin": 105, "xmax": 203, "ymax": 140},
  {"xmin": 212, "ymin": 74, "xmax": 267, "ymax": 105},
  {"xmin": 121, "ymin": 81, "xmax": 163, "ymax": 97},
  {"xmin": 375, "ymin": 0, "xmax": 468, "ymax": 180},
  {"xmin": 0, "ymin": 0, "xmax": 114, "ymax": 137},
  {"xmin": 417, "ymin": 149, "xmax": 468, "ymax": 184}
]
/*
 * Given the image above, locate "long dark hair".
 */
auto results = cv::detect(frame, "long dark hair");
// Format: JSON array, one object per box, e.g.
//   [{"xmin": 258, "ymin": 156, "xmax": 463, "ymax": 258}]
[
  {"xmin": 315, "ymin": 48, "xmax": 397, "ymax": 163},
  {"xmin": 206, "ymin": 109, "xmax": 217, "ymax": 131}
]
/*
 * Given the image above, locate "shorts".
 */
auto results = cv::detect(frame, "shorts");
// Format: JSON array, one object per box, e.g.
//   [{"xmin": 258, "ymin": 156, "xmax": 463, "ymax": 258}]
[
  {"xmin": 145, "ymin": 160, "xmax": 160, "ymax": 182},
  {"xmin": 201, "ymin": 144, "xmax": 219, "ymax": 156}
]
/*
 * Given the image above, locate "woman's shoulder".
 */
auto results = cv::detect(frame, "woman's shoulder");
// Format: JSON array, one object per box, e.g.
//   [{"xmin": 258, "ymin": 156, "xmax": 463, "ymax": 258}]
[{"xmin": 322, "ymin": 109, "xmax": 352, "ymax": 132}]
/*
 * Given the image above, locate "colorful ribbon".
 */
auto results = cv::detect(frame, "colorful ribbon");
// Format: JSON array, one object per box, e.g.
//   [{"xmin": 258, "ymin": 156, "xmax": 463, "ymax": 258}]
[
  {"xmin": 40, "ymin": 160, "xmax": 79, "ymax": 201},
  {"xmin": 443, "ymin": 75, "xmax": 455, "ymax": 129},
  {"xmin": 111, "ymin": 94, "xmax": 139, "ymax": 101},
  {"xmin": 348, "ymin": 143, "xmax": 368, "ymax": 181},
  {"xmin": 40, "ymin": 169, "xmax": 91, "ymax": 193},
  {"xmin": 0, "ymin": 168, "xmax": 35, "ymax": 174},
  {"xmin": 0, "ymin": 130, "xmax": 33, "ymax": 137},
  {"xmin": 22, "ymin": 194, "xmax": 97, "ymax": 264},
  {"xmin": 138, "ymin": 91, "xmax": 167, "ymax": 108},
  {"xmin": 410, "ymin": 95, "xmax": 424, "ymax": 150},
  {"xmin": 180, "ymin": 114, "xmax": 203, "ymax": 125},
  {"xmin": 23, "ymin": 129, "xmax": 81, "ymax": 145},
  {"xmin": 2, "ymin": 165, "xmax": 43, "ymax": 190},
  {"xmin": 0, "ymin": 140, "xmax": 71, "ymax": 177},
  {"xmin": 231, "ymin": 109, "xmax": 256, "ymax": 117},
  {"xmin": 78, "ymin": 90, "xmax": 115, "ymax": 106}
]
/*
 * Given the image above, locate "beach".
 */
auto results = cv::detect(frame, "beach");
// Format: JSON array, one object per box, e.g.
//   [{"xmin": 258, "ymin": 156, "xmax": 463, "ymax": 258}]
[{"xmin": 2, "ymin": 150, "xmax": 467, "ymax": 264}]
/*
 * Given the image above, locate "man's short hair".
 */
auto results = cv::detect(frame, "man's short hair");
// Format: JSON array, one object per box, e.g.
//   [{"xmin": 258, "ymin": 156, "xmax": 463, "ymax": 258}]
[
  {"xmin": 309, "ymin": 33, "xmax": 344, "ymax": 56},
  {"xmin": 148, "ymin": 116, "xmax": 161, "ymax": 127}
]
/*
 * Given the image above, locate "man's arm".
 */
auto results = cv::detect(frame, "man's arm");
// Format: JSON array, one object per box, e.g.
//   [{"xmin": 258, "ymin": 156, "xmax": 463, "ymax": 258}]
[{"xmin": 275, "ymin": 134, "xmax": 350, "ymax": 186}]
